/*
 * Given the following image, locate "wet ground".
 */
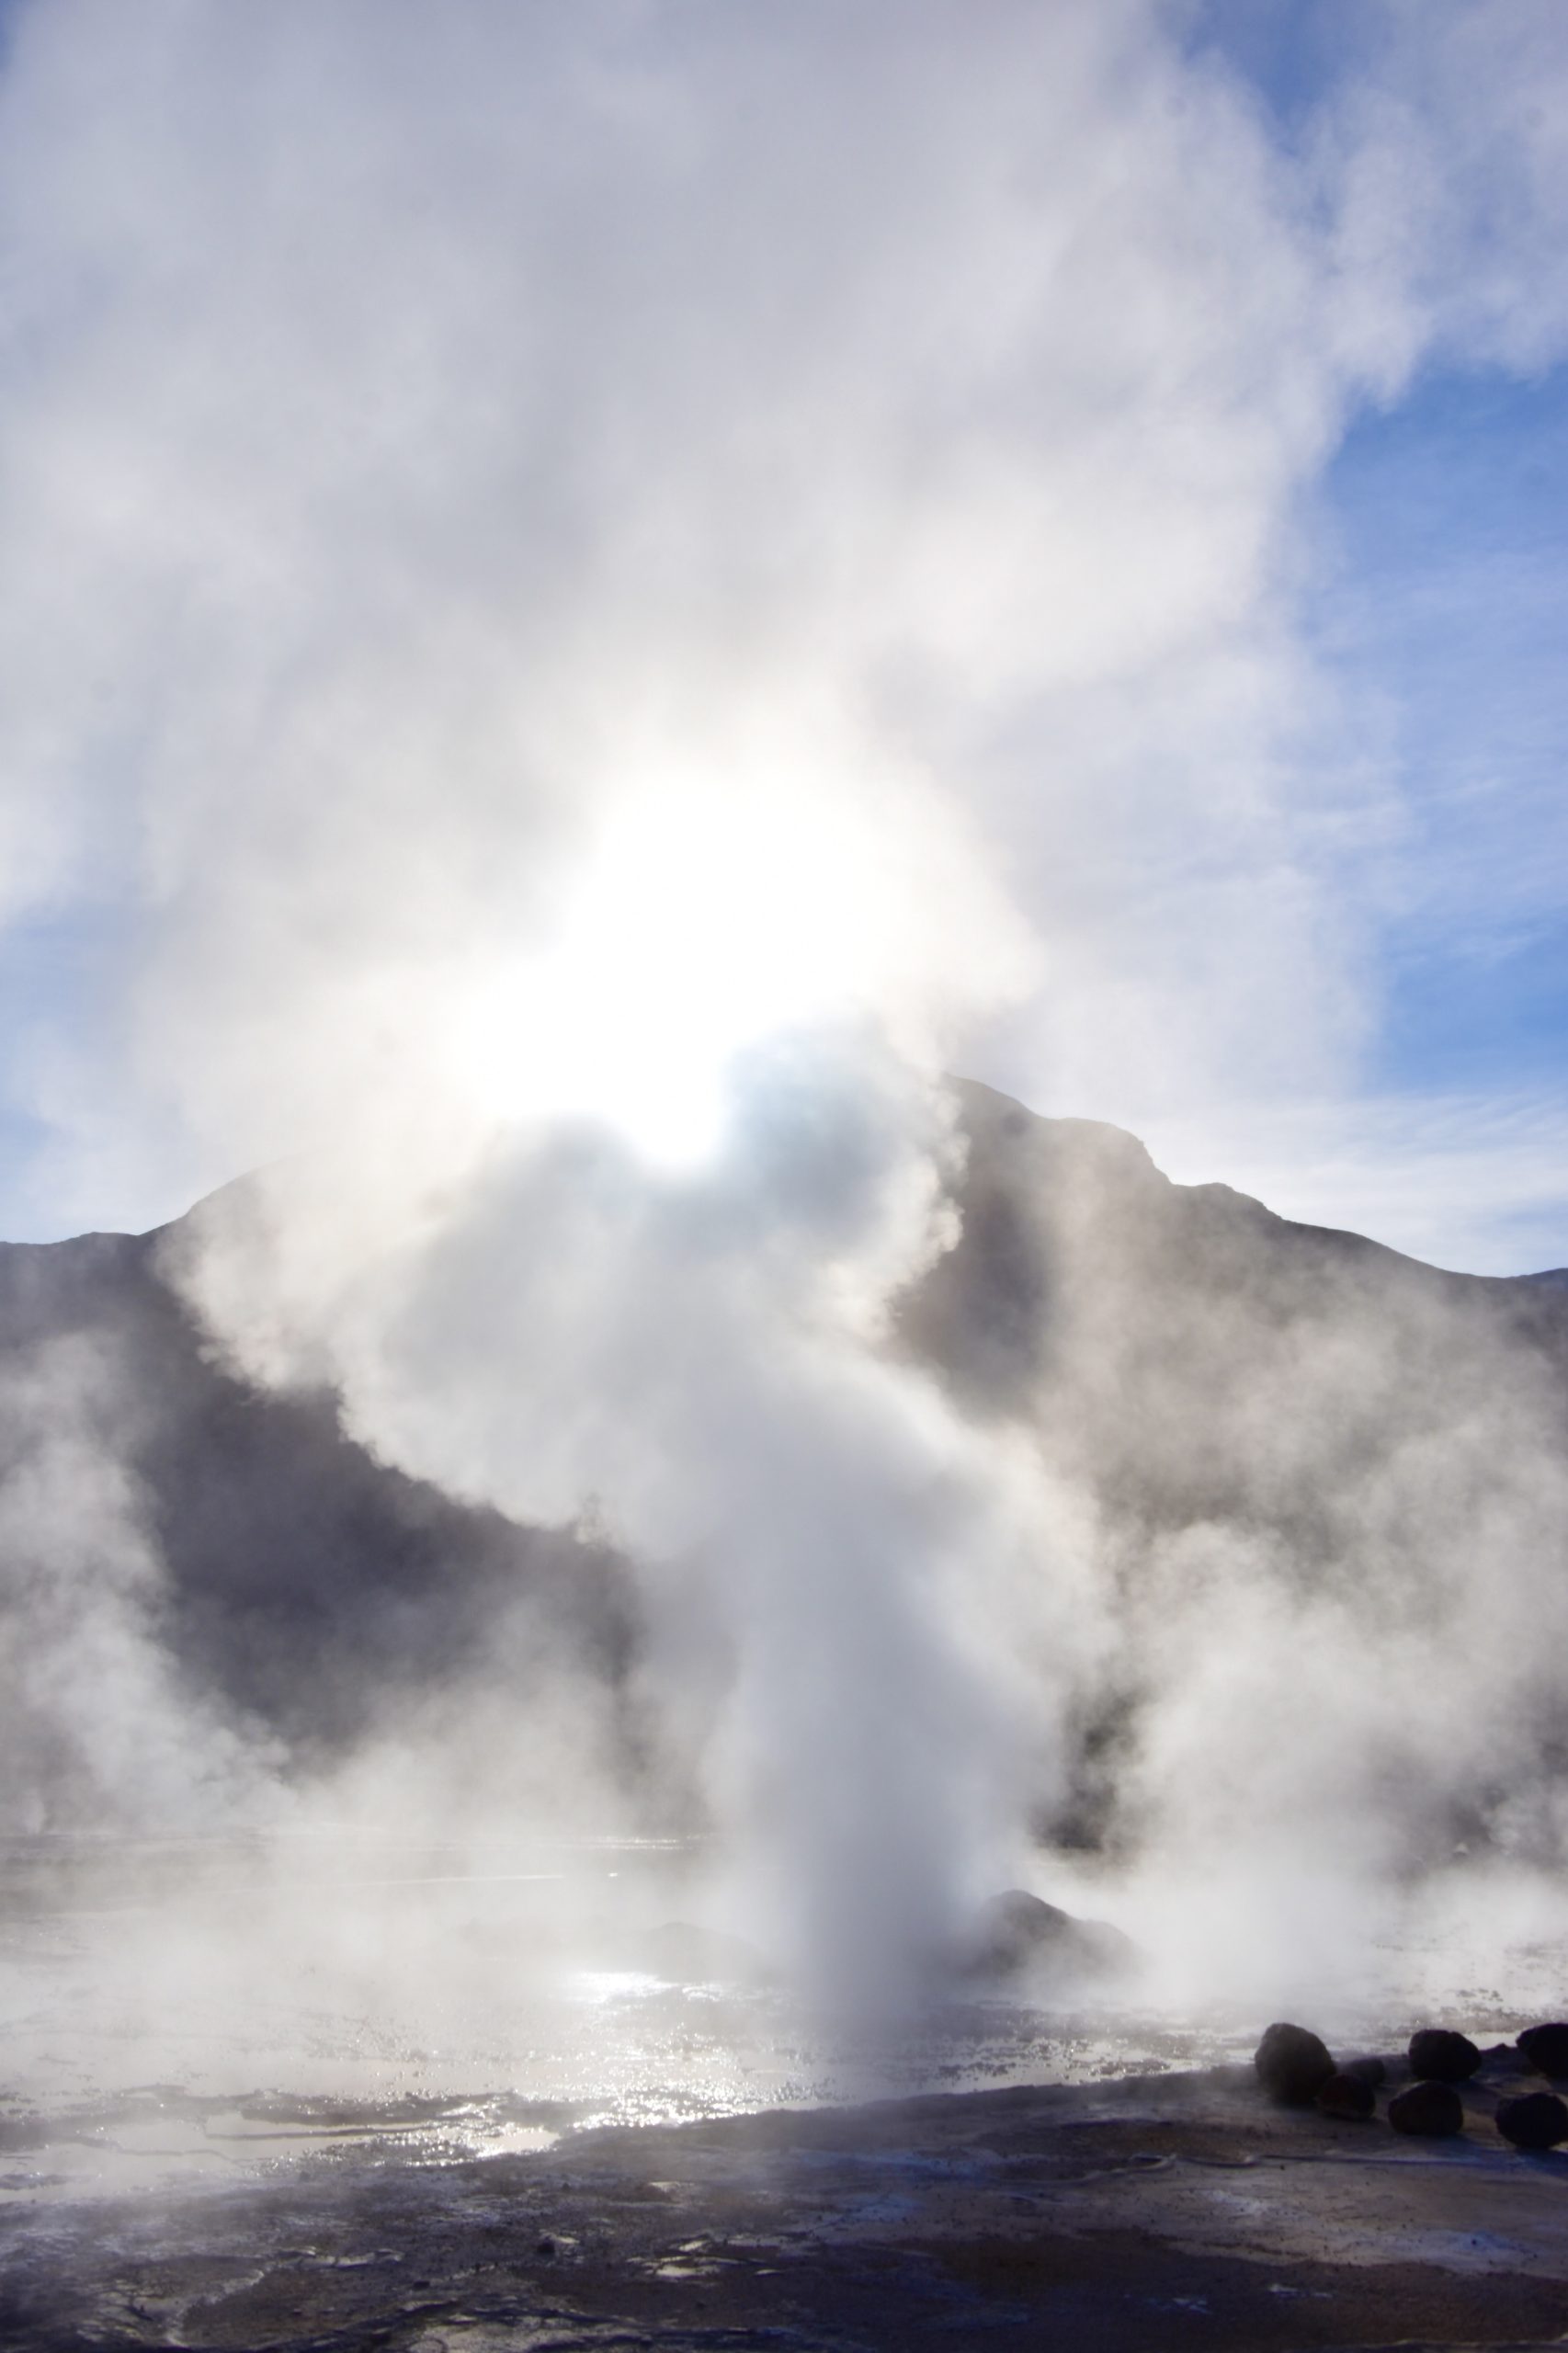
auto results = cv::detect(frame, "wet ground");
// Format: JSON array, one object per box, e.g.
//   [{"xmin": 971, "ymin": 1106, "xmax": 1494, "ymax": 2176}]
[
  {"xmin": 0, "ymin": 1831, "xmax": 1272, "ymax": 2205},
  {"xmin": 7, "ymin": 2056, "xmax": 1568, "ymax": 2350},
  {"xmin": 5, "ymin": 1836, "xmax": 1568, "ymax": 2347}
]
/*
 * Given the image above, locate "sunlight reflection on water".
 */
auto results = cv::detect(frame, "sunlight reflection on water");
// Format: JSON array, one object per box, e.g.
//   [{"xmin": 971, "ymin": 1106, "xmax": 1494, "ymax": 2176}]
[{"xmin": 2, "ymin": 1834, "xmax": 1564, "ymax": 2206}]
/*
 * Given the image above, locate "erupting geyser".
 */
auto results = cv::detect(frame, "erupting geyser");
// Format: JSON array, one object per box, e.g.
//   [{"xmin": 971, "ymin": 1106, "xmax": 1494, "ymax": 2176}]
[{"xmin": 2, "ymin": 8, "xmax": 1568, "ymax": 2340}]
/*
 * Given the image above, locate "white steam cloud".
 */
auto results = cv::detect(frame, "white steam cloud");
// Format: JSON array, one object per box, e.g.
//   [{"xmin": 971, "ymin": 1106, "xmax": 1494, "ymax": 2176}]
[{"xmin": 0, "ymin": 1, "xmax": 1566, "ymax": 2008}]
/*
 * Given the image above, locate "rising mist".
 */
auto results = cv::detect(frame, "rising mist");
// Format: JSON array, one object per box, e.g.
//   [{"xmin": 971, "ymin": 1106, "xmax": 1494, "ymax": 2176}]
[{"xmin": 0, "ymin": 1, "xmax": 1566, "ymax": 2025}]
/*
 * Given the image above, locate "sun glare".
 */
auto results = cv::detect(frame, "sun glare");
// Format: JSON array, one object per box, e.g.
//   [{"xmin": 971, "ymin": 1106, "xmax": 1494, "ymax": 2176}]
[{"xmin": 454, "ymin": 780, "xmax": 886, "ymax": 1166}]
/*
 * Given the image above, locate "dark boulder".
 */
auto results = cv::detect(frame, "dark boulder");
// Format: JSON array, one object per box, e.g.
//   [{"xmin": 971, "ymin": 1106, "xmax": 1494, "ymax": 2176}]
[
  {"xmin": 1343, "ymin": 2055, "xmax": 1387, "ymax": 2087},
  {"xmin": 1315, "ymin": 2071, "xmax": 1376, "ymax": 2120},
  {"xmin": 1517, "ymin": 2023, "xmax": 1568, "ymax": 2080},
  {"xmin": 1495, "ymin": 2092, "xmax": 1568, "ymax": 2152},
  {"xmin": 1255, "ymin": 2022, "xmax": 1335, "ymax": 2106},
  {"xmin": 1389, "ymin": 2081, "xmax": 1464, "ymax": 2137},
  {"xmin": 1408, "ymin": 2028, "xmax": 1481, "ymax": 2083},
  {"xmin": 962, "ymin": 1890, "xmax": 1136, "ymax": 1983}
]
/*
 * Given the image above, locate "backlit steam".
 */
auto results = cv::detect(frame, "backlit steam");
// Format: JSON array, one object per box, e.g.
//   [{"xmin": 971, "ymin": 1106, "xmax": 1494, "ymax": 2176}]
[
  {"xmin": 0, "ymin": 0, "xmax": 1566, "ymax": 2018},
  {"xmin": 447, "ymin": 730, "xmax": 1031, "ymax": 1167}
]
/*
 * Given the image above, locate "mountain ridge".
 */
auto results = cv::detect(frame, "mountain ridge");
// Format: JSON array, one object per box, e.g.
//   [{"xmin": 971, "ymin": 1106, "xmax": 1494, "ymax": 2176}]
[{"xmin": 4, "ymin": 1080, "xmax": 1566, "ymax": 1853}]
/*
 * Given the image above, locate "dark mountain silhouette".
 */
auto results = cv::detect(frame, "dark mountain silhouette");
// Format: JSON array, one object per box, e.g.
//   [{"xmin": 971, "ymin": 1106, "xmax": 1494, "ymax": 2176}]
[
  {"xmin": 0, "ymin": 1220, "xmax": 634, "ymax": 1771},
  {"xmin": 3, "ymin": 1078, "xmax": 1564, "ymax": 1836},
  {"xmin": 913, "ymin": 1080, "xmax": 1568, "ymax": 1516}
]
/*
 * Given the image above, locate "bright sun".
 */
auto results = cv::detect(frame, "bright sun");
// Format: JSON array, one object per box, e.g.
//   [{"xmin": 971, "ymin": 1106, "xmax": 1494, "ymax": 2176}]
[{"xmin": 453, "ymin": 776, "xmax": 892, "ymax": 1167}]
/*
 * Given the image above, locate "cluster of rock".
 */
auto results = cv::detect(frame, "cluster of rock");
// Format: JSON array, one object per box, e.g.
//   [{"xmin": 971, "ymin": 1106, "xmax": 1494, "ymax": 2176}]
[{"xmin": 1255, "ymin": 2018, "xmax": 1568, "ymax": 2152}]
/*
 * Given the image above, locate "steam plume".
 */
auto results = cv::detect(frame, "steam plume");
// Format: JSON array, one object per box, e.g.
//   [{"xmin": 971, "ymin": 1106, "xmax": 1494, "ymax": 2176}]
[{"xmin": 0, "ymin": 2, "xmax": 1565, "ymax": 2003}]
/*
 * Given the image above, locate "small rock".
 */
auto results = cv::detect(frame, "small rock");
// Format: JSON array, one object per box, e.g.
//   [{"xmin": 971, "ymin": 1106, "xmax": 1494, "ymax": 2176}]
[
  {"xmin": 1477, "ymin": 2040, "xmax": 1536, "ymax": 2081},
  {"xmin": 962, "ymin": 1890, "xmax": 1137, "ymax": 1983},
  {"xmin": 535, "ymin": 2235, "xmax": 557, "ymax": 2259},
  {"xmin": 1389, "ymin": 2081, "xmax": 1464, "ymax": 2137},
  {"xmin": 1315, "ymin": 2071, "xmax": 1376, "ymax": 2120},
  {"xmin": 1517, "ymin": 2023, "xmax": 1568, "ymax": 2080},
  {"xmin": 1495, "ymin": 2092, "xmax": 1568, "ymax": 2153},
  {"xmin": 1343, "ymin": 2055, "xmax": 1387, "ymax": 2088},
  {"xmin": 1255, "ymin": 2022, "xmax": 1335, "ymax": 2106},
  {"xmin": 1408, "ymin": 2028, "xmax": 1481, "ymax": 2083}
]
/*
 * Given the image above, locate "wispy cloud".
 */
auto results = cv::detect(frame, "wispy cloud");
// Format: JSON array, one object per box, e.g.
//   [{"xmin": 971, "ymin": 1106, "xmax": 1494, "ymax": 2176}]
[{"xmin": 0, "ymin": 2, "xmax": 1557, "ymax": 1258}]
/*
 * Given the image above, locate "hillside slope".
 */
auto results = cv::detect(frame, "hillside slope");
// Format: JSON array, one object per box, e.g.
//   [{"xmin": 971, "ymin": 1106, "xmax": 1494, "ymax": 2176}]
[{"xmin": 3, "ymin": 1083, "xmax": 1564, "ymax": 1848}]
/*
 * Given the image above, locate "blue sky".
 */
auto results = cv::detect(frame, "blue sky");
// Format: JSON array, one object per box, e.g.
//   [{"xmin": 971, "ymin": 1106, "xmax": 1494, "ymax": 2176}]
[
  {"xmin": 1192, "ymin": 0, "xmax": 1379, "ymax": 122},
  {"xmin": 1318, "ymin": 364, "xmax": 1568, "ymax": 1105},
  {"xmin": 1176, "ymin": 2, "xmax": 1568, "ymax": 1267},
  {"xmin": 0, "ymin": 2, "xmax": 1563, "ymax": 1274},
  {"xmin": 1028, "ymin": 345, "xmax": 1568, "ymax": 1278},
  {"xmin": 8, "ymin": 381, "xmax": 1548, "ymax": 1263}
]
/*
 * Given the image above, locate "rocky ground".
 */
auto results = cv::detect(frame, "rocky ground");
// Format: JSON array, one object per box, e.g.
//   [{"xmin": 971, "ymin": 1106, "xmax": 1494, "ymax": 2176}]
[{"xmin": 5, "ymin": 2044, "xmax": 1568, "ymax": 2351}]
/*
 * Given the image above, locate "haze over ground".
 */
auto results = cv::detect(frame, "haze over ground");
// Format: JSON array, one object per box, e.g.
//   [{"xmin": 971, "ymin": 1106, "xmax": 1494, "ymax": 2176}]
[
  {"xmin": 7, "ymin": 1079, "xmax": 1568, "ymax": 2014},
  {"xmin": 0, "ymin": 1, "xmax": 1565, "ymax": 2009}
]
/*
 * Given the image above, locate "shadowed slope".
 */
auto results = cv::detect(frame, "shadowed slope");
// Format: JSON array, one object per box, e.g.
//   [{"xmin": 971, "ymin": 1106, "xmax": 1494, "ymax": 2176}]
[{"xmin": 3, "ymin": 1082, "xmax": 1565, "ymax": 1847}]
